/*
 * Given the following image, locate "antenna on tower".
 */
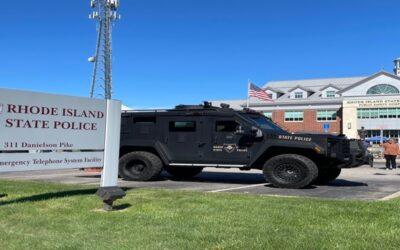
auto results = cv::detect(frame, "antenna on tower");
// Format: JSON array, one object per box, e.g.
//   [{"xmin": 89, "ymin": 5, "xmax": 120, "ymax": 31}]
[{"xmin": 89, "ymin": 0, "xmax": 121, "ymax": 99}]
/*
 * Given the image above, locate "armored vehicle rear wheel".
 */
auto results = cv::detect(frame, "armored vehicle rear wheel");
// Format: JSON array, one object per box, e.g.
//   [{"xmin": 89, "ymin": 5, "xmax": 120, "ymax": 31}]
[
  {"xmin": 164, "ymin": 166, "xmax": 203, "ymax": 179},
  {"xmin": 314, "ymin": 167, "xmax": 341, "ymax": 185},
  {"xmin": 119, "ymin": 151, "xmax": 163, "ymax": 181},
  {"xmin": 263, "ymin": 154, "xmax": 318, "ymax": 189}
]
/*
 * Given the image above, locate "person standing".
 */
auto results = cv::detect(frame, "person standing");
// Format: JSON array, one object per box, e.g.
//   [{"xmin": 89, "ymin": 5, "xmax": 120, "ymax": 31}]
[{"xmin": 382, "ymin": 138, "xmax": 399, "ymax": 170}]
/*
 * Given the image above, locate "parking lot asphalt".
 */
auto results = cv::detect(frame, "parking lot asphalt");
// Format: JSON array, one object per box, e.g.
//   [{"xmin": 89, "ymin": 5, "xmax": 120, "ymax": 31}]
[{"xmin": 0, "ymin": 163, "xmax": 399, "ymax": 201}]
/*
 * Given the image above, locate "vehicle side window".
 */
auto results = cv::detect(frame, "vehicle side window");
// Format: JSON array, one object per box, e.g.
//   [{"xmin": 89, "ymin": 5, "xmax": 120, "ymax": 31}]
[
  {"xmin": 216, "ymin": 120, "xmax": 239, "ymax": 132},
  {"xmin": 134, "ymin": 116, "xmax": 156, "ymax": 123},
  {"xmin": 169, "ymin": 121, "xmax": 196, "ymax": 132}
]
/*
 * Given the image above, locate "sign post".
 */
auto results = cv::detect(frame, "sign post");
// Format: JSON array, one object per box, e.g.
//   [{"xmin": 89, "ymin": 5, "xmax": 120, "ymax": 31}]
[
  {"xmin": 96, "ymin": 100, "xmax": 125, "ymax": 211},
  {"xmin": 323, "ymin": 123, "xmax": 330, "ymax": 133}
]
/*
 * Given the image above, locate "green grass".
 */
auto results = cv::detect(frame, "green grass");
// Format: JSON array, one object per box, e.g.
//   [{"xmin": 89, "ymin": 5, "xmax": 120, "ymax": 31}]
[{"xmin": 0, "ymin": 180, "xmax": 399, "ymax": 250}]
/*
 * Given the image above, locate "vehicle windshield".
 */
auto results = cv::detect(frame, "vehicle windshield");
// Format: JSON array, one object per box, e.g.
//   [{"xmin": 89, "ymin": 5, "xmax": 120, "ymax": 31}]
[{"xmin": 242, "ymin": 113, "xmax": 287, "ymax": 132}]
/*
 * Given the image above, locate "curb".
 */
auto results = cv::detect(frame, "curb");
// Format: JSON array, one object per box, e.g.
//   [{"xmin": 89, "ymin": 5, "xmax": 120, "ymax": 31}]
[{"xmin": 380, "ymin": 191, "xmax": 400, "ymax": 201}]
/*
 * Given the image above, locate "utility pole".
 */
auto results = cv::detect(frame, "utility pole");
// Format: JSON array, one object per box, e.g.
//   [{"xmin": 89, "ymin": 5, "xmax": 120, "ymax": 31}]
[{"xmin": 89, "ymin": 0, "xmax": 120, "ymax": 99}]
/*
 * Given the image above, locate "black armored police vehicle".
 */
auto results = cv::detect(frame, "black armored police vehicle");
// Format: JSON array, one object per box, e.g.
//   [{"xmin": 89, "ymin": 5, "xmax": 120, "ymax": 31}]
[{"xmin": 119, "ymin": 102, "xmax": 368, "ymax": 189}]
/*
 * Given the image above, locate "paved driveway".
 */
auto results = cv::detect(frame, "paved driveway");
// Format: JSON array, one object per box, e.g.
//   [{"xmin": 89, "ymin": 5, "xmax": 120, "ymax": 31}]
[{"xmin": 0, "ymin": 163, "xmax": 399, "ymax": 200}]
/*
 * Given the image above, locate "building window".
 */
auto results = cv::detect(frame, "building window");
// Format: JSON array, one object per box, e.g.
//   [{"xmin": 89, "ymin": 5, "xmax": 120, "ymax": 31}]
[
  {"xmin": 370, "ymin": 109, "xmax": 379, "ymax": 119},
  {"xmin": 326, "ymin": 91, "xmax": 336, "ymax": 98},
  {"xmin": 365, "ymin": 130, "xmax": 400, "ymax": 144},
  {"xmin": 379, "ymin": 109, "xmax": 388, "ymax": 118},
  {"xmin": 387, "ymin": 108, "xmax": 395, "ymax": 118},
  {"xmin": 366, "ymin": 130, "xmax": 381, "ymax": 137},
  {"xmin": 263, "ymin": 112, "xmax": 272, "ymax": 119},
  {"xmin": 284, "ymin": 111, "xmax": 304, "ymax": 121},
  {"xmin": 358, "ymin": 109, "xmax": 370, "ymax": 119},
  {"xmin": 366, "ymin": 84, "xmax": 400, "ymax": 95},
  {"xmin": 317, "ymin": 110, "xmax": 337, "ymax": 121},
  {"xmin": 294, "ymin": 92, "xmax": 303, "ymax": 99},
  {"xmin": 357, "ymin": 108, "xmax": 400, "ymax": 119},
  {"xmin": 383, "ymin": 130, "xmax": 400, "ymax": 138}
]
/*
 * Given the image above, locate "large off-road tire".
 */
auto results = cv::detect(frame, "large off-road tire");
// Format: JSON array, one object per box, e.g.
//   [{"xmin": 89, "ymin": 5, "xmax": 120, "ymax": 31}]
[
  {"xmin": 164, "ymin": 165, "xmax": 203, "ymax": 179},
  {"xmin": 119, "ymin": 151, "xmax": 163, "ymax": 181},
  {"xmin": 263, "ymin": 154, "xmax": 318, "ymax": 189},
  {"xmin": 314, "ymin": 167, "xmax": 341, "ymax": 185}
]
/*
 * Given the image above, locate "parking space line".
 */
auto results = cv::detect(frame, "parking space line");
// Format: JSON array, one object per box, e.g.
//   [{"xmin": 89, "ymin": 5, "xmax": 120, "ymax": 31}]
[
  {"xmin": 208, "ymin": 183, "xmax": 268, "ymax": 193},
  {"xmin": 380, "ymin": 191, "xmax": 400, "ymax": 201}
]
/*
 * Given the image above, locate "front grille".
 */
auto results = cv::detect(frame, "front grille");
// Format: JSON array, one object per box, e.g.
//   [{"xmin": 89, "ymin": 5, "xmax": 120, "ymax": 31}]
[
  {"xmin": 328, "ymin": 138, "xmax": 350, "ymax": 159},
  {"xmin": 342, "ymin": 140, "xmax": 350, "ymax": 155}
]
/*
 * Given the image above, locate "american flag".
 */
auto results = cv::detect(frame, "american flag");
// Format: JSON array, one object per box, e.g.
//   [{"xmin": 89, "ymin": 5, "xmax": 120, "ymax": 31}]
[{"xmin": 249, "ymin": 83, "xmax": 272, "ymax": 101}]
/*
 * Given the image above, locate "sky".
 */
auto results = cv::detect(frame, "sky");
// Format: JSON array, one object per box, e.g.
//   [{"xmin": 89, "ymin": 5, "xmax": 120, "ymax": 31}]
[{"xmin": 0, "ymin": 0, "xmax": 399, "ymax": 108}]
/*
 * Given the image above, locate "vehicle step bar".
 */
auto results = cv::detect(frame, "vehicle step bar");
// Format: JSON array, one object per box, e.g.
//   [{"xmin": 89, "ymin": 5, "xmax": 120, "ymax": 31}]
[{"xmin": 169, "ymin": 163, "xmax": 247, "ymax": 168}]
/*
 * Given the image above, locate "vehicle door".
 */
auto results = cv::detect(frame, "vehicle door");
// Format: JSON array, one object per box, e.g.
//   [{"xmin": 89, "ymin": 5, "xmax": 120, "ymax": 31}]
[
  {"xmin": 158, "ymin": 117, "xmax": 203, "ymax": 163},
  {"xmin": 206, "ymin": 118, "xmax": 252, "ymax": 165}
]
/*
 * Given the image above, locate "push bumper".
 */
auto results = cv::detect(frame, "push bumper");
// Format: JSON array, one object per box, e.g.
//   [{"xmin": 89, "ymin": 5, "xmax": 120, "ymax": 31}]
[{"xmin": 340, "ymin": 140, "xmax": 373, "ymax": 168}]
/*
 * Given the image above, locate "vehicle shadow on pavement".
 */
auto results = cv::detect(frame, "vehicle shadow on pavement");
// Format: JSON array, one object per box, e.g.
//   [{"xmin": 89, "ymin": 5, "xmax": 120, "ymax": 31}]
[
  {"xmin": 263, "ymin": 179, "xmax": 367, "ymax": 189},
  {"xmin": 376, "ymin": 167, "xmax": 392, "ymax": 170},
  {"xmin": 162, "ymin": 171, "xmax": 266, "ymax": 185},
  {"xmin": 0, "ymin": 188, "xmax": 132, "ymax": 207},
  {"xmin": 264, "ymin": 183, "xmax": 317, "ymax": 189},
  {"xmin": 326, "ymin": 179, "xmax": 368, "ymax": 187},
  {"xmin": 75, "ymin": 174, "xmax": 102, "ymax": 178}
]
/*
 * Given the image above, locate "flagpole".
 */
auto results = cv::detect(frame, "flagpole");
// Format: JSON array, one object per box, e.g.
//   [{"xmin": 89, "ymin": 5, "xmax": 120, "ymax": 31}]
[{"xmin": 247, "ymin": 79, "xmax": 250, "ymax": 108}]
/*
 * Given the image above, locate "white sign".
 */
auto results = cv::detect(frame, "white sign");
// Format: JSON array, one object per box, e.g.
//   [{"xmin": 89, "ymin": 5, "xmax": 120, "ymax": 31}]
[
  {"xmin": 0, "ymin": 88, "xmax": 121, "ymax": 177},
  {"xmin": 0, "ymin": 88, "xmax": 107, "ymax": 151},
  {"xmin": 343, "ymin": 99, "xmax": 400, "ymax": 108},
  {"xmin": 0, "ymin": 151, "xmax": 104, "ymax": 172}
]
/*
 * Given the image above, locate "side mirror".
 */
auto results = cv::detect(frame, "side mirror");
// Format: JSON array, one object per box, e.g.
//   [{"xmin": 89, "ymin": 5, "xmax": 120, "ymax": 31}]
[
  {"xmin": 235, "ymin": 125, "xmax": 245, "ymax": 135},
  {"xmin": 251, "ymin": 126, "xmax": 263, "ymax": 138}
]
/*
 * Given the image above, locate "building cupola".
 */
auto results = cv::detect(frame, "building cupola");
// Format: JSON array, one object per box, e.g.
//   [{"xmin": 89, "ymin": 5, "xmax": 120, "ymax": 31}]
[{"xmin": 394, "ymin": 57, "xmax": 400, "ymax": 76}]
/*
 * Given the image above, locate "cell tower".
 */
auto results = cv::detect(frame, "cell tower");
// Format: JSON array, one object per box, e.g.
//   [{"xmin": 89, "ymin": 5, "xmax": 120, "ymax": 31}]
[{"xmin": 89, "ymin": 0, "xmax": 120, "ymax": 99}]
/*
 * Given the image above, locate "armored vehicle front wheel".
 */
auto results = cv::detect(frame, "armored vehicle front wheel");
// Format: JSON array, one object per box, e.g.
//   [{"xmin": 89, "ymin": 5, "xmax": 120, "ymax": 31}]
[
  {"xmin": 314, "ymin": 167, "xmax": 341, "ymax": 185},
  {"xmin": 263, "ymin": 154, "xmax": 318, "ymax": 189},
  {"xmin": 164, "ymin": 165, "xmax": 203, "ymax": 179},
  {"xmin": 119, "ymin": 151, "xmax": 163, "ymax": 181}
]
